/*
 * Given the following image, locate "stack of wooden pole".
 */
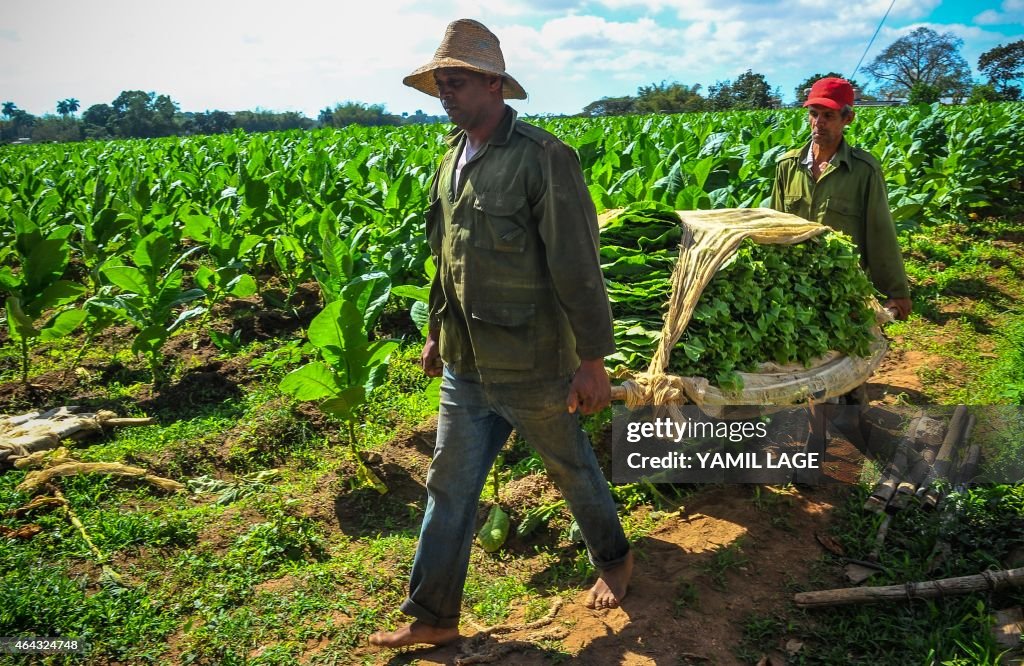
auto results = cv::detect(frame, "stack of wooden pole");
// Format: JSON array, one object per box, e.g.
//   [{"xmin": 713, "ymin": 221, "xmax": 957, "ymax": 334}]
[
  {"xmin": 797, "ymin": 407, "xmax": 1006, "ymax": 610},
  {"xmin": 864, "ymin": 406, "xmax": 979, "ymax": 515}
]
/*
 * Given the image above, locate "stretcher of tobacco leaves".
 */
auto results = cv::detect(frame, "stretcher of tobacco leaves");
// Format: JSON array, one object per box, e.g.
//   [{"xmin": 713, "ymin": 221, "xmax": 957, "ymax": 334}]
[{"xmin": 599, "ymin": 206, "xmax": 891, "ymax": 414}]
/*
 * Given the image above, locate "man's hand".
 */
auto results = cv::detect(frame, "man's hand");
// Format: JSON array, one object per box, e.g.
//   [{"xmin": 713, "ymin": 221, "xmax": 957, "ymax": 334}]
[
  {"xmin": 421, "ymin": 329, "xmax": 442, "ymax": 377},
  {"xmin": 885, "ymin": 297, "xmax": 912, "ymax": 321},
  {"xmin": 567, "ymin": 358, "xmax": 611, "ymax": 415}
]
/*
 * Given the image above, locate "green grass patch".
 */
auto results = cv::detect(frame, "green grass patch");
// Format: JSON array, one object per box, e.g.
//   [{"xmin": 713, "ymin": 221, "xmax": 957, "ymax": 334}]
[
  {"xmin": 700, "ymin": 538, "xmax": 749, "ymax": 591},
  {"xmin": 785, "ymin": 483, "xmax": 1024, "ymax": 663},
  {"xmin": 463, "ymin": 573, "xmax": 531, "ymax": 626},
  {"xmin": 360, "ymin": 344, "xmax": 441, "ymax": 450},
  {"xmin": 894, "ymin": 216, "xmax": 1024, "ymax": 404}
]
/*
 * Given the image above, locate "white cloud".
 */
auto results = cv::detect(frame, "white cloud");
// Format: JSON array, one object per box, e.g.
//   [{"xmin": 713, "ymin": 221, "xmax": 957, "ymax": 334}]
[
  {"xmin": 1, "ymin": 0, "xmax": 1019, "ymax": 118},
  {"xmin": 0, "ymin": 0, "xmax": 450, "ymax": 116},
  {"xmin": 489, "ymin": 8, "xmax": 892, "ymax": 112},
  {"xmin": 974, "ymin": 0, "xmax": 1024, "ymax": 25},
  {"xmin": 500, "ymin": 16, "xmax": 680, "ymax": 76},
  {"xmin": 872, "ymin": 21, "xmax": 1019, "ymax": 45},
  {"xmin": 594, "ymin": 0, "xmax": 939, "ymax": 23}
]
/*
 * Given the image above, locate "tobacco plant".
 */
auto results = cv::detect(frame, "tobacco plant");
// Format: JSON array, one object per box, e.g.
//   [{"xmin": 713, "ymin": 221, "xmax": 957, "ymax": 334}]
[
  {"xmin": 92, "ymin": 231, "xmax": 205, "ymax": 385},
  {"xmin": 1, "ymin": 213, "xmax": 86, "ymax": 384}
]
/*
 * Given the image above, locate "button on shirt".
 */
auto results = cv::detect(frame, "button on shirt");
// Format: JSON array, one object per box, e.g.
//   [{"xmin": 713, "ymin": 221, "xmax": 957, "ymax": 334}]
[{"xmin": 771, "ymin": 139, "xmax": 910, "ymax": 300}]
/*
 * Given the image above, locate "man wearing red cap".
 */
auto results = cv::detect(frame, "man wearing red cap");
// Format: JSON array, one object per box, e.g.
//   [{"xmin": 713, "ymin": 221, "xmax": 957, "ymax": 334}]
[{"xmin": 771, "ymin": 77, "xmax": 911, "ymax": 320}]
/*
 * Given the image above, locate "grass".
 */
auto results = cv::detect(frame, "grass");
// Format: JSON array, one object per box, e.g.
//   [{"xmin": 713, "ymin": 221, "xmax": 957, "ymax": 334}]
[
  {"xmin": 671, "ymin": 577, "xmax": 699, "ymax": 617},
  {"xmin": 776, "ymin": 483, "xmax": 1024, "ymax": 664},
  {"xmin": 0, "ymin": 349, "xmax": 443, "ymax": 664},
  {"xmin": 735, "ymin": 611, "xmax": 785, "ymax": 663},
  {"xmin": 750, "ymin": 485, "xmax": 797, "ymax": 531},
  {"xmin": 701, "ymin": 538, "xmax": 750, "ymax": 591},
  {"xmin": 463, "ymin": 574, "xmax": 531, "ymax": 626},
  {"xmin": 894, "ymin": 214, "xmax": 1024, "ymax": 405},
  {"xmin": 1, "ymin": 214, "xmax": 1023, "ymax": 664}
]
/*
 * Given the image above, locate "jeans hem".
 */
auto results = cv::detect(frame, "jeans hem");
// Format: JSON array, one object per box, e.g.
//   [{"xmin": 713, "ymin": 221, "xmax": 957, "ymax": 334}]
[
  {"xmin": 400, "ymin": 597, "xmax": 460, "ymax": 629},
  {"xmin": 591, "ymin": 543, "xmax": 631, "ymax": 571}
]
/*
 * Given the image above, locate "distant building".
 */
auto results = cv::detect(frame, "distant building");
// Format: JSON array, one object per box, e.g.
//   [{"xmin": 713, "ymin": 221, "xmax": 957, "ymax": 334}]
[{"xmin": 856, "ymin": 100, "xmax": 904, "ymax": 107}]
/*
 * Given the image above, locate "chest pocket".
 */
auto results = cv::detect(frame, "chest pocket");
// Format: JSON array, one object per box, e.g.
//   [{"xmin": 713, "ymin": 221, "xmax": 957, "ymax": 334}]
[
  {"xmin": 472, "ymin": 192, "xmax": 528, "ymax": 253},
  {"xmin": 824, "ymin": 196, "xmax": 862, "ymax": 237}
]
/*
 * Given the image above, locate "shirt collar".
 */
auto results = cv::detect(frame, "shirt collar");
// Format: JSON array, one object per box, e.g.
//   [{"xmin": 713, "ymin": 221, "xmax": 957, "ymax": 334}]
[
  {"xmin": 443, "ymin": 105, "xmax": 518, "ymax": 148},
  {"xmin": 802, "ymin": 137, "xmax": 852, "ymax": 170}
]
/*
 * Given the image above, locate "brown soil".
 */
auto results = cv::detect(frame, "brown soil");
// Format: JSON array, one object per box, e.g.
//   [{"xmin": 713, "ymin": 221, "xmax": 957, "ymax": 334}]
[
  {"xmin": 0, "ymin": 289, "xmax": 963, "ymax": 666},
  {"xmin": 195, "ymin": 505, "xmax": 266, "ymax": 556},
  {"xmin": 295, "ymin": 405, "xmax": 894, "ymax": 666},
  {"xmin": 298, "ymin": 417, "xmax": 437, "ymax": 537},
  {"xmin": 866, "ymin": 346, "xmax": 931, "ymax": 406},
  {"xmin": 327, "ymin": 329, "xmax": 956, "ymax": 665},
  {"xmin": 355, "ymin": 484, "xmax": 843, "ymax": 666}
]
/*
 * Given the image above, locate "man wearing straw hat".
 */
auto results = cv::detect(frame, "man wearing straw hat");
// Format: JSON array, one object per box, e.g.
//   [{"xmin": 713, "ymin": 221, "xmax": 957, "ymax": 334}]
[
  {"xmin": 771, "ymin": 76, "xmax": 912, "ymax": 321},
  {"xmin": 369, "ymin": 18, "xmax": 633, "ymax": 648}
]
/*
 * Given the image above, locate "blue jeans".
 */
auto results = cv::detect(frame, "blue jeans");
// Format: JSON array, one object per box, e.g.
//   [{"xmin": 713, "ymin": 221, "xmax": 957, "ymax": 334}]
[{"xmin": 400, "ymin": 367, "xmax": 630, "ymax": 628}]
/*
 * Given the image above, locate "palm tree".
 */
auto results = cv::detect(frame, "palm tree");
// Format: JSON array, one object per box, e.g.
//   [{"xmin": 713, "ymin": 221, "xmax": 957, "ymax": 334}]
[
  {"xmin": 56, "ymin": 98, "xmax": 80, "ymax": 117},
  {"xmin": 2, "ymin": 101, "xmax": 16, "ymax": 118}
]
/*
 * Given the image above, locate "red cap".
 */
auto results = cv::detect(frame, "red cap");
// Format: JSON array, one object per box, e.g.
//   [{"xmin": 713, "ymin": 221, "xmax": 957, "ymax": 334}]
[{"xmin": 804, "ymin": 77, "xmax": 855, "ymax": 110}]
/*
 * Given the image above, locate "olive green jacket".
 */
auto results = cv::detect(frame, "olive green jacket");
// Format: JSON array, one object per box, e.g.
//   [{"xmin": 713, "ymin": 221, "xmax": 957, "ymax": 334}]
[
  {"xmin": 771, "ymin": 139, "xmax": 910, "ymax": 300},
  {"xmin": 426, "ymin": 106, "xmax": 615, "ymax": 383}
]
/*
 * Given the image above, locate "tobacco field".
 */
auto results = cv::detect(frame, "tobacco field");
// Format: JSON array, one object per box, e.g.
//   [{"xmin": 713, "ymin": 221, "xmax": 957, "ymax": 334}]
[{"xmin": 1, "ymin": 102, "xmax": 1024, "ymax": 664}]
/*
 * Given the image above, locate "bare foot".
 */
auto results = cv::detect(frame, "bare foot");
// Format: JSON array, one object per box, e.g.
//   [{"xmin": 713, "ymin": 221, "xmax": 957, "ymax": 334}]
[
  {"xmin": 368, "ymin": 621, "xmax": 459, "ymax": 648},
  {"xmin": 585, "ymin": 549, "xmax": 634, "ymax": 610}
]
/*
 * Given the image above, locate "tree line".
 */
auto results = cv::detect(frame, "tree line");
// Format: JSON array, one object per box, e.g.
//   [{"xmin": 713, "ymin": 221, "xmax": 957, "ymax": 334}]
[
  {"xmin": 2, "ymin": 32, "xmax": 1021, "ymax": 143},
  {"xmin": 0, "ymin": 94, "xmax": 447, "ymax": 144},
  {"xmin": 581, "ymin": 33, "xmax": 1022, "ymax": 117}
]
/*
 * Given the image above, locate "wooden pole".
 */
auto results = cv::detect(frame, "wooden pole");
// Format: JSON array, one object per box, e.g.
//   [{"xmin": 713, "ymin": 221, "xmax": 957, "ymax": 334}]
[
  {"xmin": 889, "ymin": 415, "xmax": 947, "ymax": 511},
  {"xmin": 868, "ymin": 514, "xmax": 893, "ymax": 561},
  {"xmin": 922, "ymin": 411, "xmax": 974, "ymax": 511},
  {"xmin": 864, "ymin": 450, "xmax": 907, "ymax": 513},
  {"xmin": 954, "ymin": 445, "xmax": 982, "ymax": 486},
  {"xmin": 923, "ymin": 407, "xmax": 970, "ymax": 489},
  {"xmin": 864, "ymin": 414, "xmax": 921, "ymax": 512},
  {"xmin": 794, "ymin": 567, "xmax": 1024, "ymax": 608},
  {"xmin": 100, "ymin": 417, "xmax": 156, "ymax": 427}
]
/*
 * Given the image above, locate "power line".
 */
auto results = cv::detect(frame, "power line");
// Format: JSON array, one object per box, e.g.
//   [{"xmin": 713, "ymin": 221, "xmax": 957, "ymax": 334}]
[{"xmin": 850, "ymin": 0, "xmax": 897, "ymax": 81}]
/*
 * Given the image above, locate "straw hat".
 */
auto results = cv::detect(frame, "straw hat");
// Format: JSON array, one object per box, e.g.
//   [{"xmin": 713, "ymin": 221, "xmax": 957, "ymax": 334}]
[{"xmin": 403, "ymin": 19, "xmax": 527, "ymax": 100}]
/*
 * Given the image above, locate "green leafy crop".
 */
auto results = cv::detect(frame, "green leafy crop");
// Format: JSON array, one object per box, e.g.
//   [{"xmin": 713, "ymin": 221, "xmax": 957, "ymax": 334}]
[{"xmin": 601, "ymin": 204, "xmax": 877, "ymax": 391}]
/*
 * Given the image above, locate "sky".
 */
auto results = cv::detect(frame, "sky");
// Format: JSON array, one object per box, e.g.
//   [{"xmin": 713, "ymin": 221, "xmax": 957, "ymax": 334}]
[{"xmin": 1, "ymin": 0, "xmax": 1022, "ymax": 119}]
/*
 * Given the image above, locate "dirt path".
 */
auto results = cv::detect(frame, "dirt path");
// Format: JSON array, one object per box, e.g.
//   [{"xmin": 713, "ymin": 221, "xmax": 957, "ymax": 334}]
[
  {"xmin": 363, "ymin": 485, "xmax": 841, "ymax": 666},
  {"xmin": 325, "ymin": 414, "xmax": 884, "ymax": 665},
  {"xmin": 344, "ymin": 333, "xmax": 943, "ymax": 665},
  {"xmin": 0, "ymin": 323, "xmax": 947, "ymax": 665}
]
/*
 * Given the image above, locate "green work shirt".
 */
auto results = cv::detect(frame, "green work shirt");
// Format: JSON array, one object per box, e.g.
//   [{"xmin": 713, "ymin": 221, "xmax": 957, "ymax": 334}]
[
  {"xmin": 426, "ymin": 106, "xmax": 615, "ymax": 383},
  {"xmin": 770, "ymin": 139, "xmax": 910, "ymax": 300}
]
